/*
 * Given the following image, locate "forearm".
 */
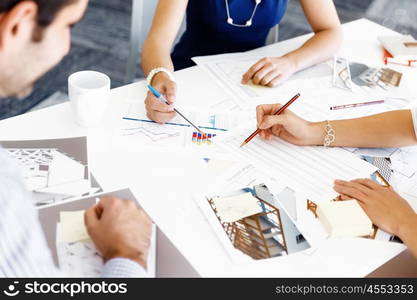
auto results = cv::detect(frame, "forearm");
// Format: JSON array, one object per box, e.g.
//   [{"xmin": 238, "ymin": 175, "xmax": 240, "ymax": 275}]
[
  {"xmin": 308, "ymin": 110, "xmax": 417, "ymax": 148},
  {"xmin": 283, "ymin": 27, "xmax": 342, "ymax": 72},
  {"xmin": 140, "ymin": 0, "xmax": 187, "ymax": 76},
  {"xmin": 141, "ymin": 39, "xmax": 174, "ymax": 76}
]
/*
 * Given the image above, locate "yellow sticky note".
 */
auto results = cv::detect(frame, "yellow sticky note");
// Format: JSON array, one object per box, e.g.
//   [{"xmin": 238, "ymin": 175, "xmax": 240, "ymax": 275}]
[
  {"xmin": 213, "ymin": 192, "xmax": 262, "ymax": 223},
  {"xmin": 59, "ymin": 210, "xmax": 90, "ymax": 243}
]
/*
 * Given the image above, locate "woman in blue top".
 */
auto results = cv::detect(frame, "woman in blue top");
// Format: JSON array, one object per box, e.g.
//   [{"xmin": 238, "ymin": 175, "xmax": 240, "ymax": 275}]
[{"xmin": 142, "ymin": 0, "xmax": 342, "ymax": 123}]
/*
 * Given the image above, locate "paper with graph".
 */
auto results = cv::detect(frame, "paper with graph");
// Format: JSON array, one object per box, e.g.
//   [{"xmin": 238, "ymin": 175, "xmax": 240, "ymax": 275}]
[
  {"xmin": 118, "ymin": 101, "xmax": 252, "ymax": 151},
  {"xmin": 216, "ymin": 124, "xmax": 378, "ymax": 203}
]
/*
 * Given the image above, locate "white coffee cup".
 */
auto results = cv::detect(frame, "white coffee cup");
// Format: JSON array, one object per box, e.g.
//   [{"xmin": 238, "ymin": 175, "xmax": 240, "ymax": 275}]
[{"xmin": 68, "ymin": 71, "xmax": 111, "ymax": 127}]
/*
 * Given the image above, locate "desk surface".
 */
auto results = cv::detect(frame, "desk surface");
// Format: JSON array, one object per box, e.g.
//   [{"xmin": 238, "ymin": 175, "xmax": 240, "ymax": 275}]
[{"xmin": 1, "ymin": 19, "xmax": 416, "ymax": 277}]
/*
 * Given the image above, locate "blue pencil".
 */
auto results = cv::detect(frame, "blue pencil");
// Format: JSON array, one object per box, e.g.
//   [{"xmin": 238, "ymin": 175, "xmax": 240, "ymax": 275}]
[{"xmin": 147, "ymin": 85, "xmax": 204, "ymax": 134}]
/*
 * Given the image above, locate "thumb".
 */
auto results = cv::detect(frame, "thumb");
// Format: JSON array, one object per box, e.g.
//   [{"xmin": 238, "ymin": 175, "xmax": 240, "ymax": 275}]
[
  {"xmin": 164, "ymin": 81, "xmax": 177, "ymax": 104},
  {"xmin": 259, "ymin": 115, "xmax": 288, "ymax": 130}
]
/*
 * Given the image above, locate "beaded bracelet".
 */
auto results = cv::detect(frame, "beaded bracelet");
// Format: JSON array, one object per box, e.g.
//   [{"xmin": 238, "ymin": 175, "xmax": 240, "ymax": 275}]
[{"xmin": 146, "ymin": 67, "xmax": 176, "ymax": 86}]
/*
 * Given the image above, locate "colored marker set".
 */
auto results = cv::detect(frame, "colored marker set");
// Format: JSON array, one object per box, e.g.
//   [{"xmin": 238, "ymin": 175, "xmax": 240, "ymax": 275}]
[{"xmin": 192, "ymin": 132, "xmax": 216, "ymax": 145}]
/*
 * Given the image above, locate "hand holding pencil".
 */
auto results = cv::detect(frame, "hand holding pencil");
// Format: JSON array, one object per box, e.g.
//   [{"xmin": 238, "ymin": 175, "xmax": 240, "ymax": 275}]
[
  {"xmin": 247, "ymin": 96, "xmax": 323, "ymax": 146},
  {"xmin": 242, "ymin": 93, "xmax": 302, "ymax": 146}
]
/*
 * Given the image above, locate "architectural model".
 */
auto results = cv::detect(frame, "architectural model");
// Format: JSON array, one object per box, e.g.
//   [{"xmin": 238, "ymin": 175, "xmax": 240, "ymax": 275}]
[{"xmin": 6, "ymin": 148, "xmax": 92, "ymax": 207}]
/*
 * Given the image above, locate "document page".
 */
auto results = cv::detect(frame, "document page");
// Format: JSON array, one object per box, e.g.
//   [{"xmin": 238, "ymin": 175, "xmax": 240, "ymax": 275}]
[{"xmin": 217, "ymin": 125, "xmax": 377, "ymax": 203}]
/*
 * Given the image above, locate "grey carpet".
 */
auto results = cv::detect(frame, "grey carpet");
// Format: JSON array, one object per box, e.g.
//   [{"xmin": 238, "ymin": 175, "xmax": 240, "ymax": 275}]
[
  {"xmin": 0, "ymin": 0, "xmax": 134, "ymax": 119},
  {"xmin": 0, "ymin": 0, "xmax": 416, "ymax": 120}
]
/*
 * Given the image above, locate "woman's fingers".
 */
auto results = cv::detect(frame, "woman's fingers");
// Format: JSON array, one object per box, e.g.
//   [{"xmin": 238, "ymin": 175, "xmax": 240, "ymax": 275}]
[
  {"xmin": 256, "ymin": 104, "xmax": 282, "ymax": 127},
  {"xmin": 260, "ymin": 70, "xmax": 280, "ymax": 86},
  {"xmin": 241, "ymin": 59, "xmax": 267, "ymax": 84},
  {"xmin": 351, "ymin": 178, "xmax": 384, "ymax": 190},
  {"xmin": 334, "ymin": 180, "xmax": 371, "ymax": 201},
  {"xmin": 251, "ymin": 65, "xmax": 275, "ymax": 85},
  {"xmin": 268, "ymin": 74, "xmax": 286, "ymax": 87}
]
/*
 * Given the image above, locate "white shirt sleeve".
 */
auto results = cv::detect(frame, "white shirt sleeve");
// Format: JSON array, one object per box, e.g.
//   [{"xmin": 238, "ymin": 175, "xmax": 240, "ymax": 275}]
[
  {"xmin": 412, "ymin": 108, "xmax": 417, "ymax": 138},
  {"xmin": 101, "ymin": 258, "xmax": 148, "ymax": 278},
  {"xmin": 0, "ymin": 149, "xmax": 60, "ymax": 277},
  {"xmin": 0, "ymin": 149, "xmax": 148, "ymax": 278}
]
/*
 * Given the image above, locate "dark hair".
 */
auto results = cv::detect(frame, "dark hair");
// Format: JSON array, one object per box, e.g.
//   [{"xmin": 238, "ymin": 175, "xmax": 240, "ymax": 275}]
[{"xmin": 0, "ymin": 0, "xmax": 75, "ymax": 27}]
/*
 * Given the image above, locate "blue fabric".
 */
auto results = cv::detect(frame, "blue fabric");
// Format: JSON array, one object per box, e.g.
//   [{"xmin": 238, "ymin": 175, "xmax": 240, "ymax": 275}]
[{"xmin": 172, "ymin": 0, "xmax": 288, "ymax": 70}]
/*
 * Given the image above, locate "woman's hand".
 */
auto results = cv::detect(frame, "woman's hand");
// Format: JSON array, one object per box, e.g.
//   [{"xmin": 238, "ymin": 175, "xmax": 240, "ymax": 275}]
[
  {"xmin": 144, "ymin": 72, "xmax": 177, "ymax": 124},
  {"xmin": 241, "ymin": 56, "xmax": 297, "ymax": 87},
  {"xmin": 256, "ymin": 104, "xmax": 323, "ymax": 146},
  {"xmin": 334, "ymin": 179, "xmax": 417, "ymax": 239}
]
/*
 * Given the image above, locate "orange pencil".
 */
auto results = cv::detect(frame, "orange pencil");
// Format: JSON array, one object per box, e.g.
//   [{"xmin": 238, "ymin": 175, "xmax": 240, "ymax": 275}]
[{"xmin": 240, "ymin": 93, "xmax": 301, "ymax": 147}]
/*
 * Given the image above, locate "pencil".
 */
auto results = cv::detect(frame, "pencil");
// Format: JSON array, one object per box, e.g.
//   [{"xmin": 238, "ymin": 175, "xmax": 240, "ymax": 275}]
[
  {"xmin": 147, "ymin": 85, "xmax": 205, "ymax": 134},
  {"xmin": 240, "ymin": 93, "xmax": 301, "ymax": 147},
  {"xmin": 330, "ymin": 100, "xmax": 384, "ymax": 110}
]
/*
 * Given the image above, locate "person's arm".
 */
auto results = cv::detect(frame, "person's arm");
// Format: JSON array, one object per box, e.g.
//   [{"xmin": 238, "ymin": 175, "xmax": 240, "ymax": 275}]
[
  {"xmin": 334, "ymin": 179, "xmax": 417, "ymax": 259},
  {"xmin": 242, "ymin": 0, "xmax": 342, "ymax": 87},
  {"xmin": 255, "ymin": 107, "xmax": 417, "ymax": 258},
  {"xmin": 0, "ymin": 149, "xmax": 152, "ymax": 278},
  {"xmin": 141, "ymin": 0, "xmax": 188, "ymax": 123},
  {"xmin": 256, "ymin": 104, "xmax": 417, "ymax": 148},
  {"xmin": 309, "ymin": 110, "xmax": 417, "ymax": 148},
  {"xmin": 0, "ymin": 149, "xmax": 60, "ymax": 277},
  {"xmin": 85, "ymin": 197, "xmax": 153, "ymax": 278}
]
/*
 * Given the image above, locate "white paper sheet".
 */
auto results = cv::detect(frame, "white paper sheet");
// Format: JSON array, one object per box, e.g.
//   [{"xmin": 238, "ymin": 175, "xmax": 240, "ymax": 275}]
[
  {"xmin": 59, "ymin": 210, "xmax": 90, "ymax": 243},
  {"xmin": 216, "ymin": 125, "xmax": 377, "ymax": 203},
  {"xmin": 56, "ymin": 223, "xmax": 102, "ymax": 277},
  {"xmin": 117, "ymin": 101, "xmax": 251, "ymax": 154},
  {"xmin": 390, "ymin": 146, "xmax": 417, "ymax": 178},
  {"xmin": 212, "ymin": 192, "xmax": 262, "ymax": 223}
]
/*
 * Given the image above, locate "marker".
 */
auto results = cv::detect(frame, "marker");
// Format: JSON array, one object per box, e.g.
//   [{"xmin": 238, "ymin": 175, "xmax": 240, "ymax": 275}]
[{"xmin": 147, "ymin": 85, "xmax": 205, "ymax": 134}]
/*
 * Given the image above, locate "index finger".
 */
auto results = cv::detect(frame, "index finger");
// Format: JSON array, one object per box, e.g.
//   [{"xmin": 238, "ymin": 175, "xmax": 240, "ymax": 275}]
[
  {"xmin": 84, "ymin": 205, "xmax": 99, "ymax": 230},
  {"xmin": 352, "ymin": 178, "xmax": 385, "ymax": 190},
  {"xmin": 242, "ymin": 59, "xmax": 267, "ymax": 83},
  {"xmin": 145, "ymin": 93, "xmax": 175, "ymax": 113}
]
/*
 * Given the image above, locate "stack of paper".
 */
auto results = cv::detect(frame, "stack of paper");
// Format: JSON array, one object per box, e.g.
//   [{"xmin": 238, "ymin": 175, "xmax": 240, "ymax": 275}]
[
  {"xmin": 56, "ymin": 210, "xmax": 103, "ymax": 277},
  {"xmin": 216, "ymin": 125, "xmax": 378, "ymax": 203}
]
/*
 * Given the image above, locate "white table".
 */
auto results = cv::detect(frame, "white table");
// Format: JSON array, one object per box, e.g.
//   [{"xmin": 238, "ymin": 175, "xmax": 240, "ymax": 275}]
[{"xmin": 1, "ymin": 19, "xmax": 417, "ymax": 277}]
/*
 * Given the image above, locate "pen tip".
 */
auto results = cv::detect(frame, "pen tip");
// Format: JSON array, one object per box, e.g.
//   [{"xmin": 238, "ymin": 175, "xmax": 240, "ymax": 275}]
[{"xmin": 240, "ymin": 142, "xmax": 246, "ymax": 148}]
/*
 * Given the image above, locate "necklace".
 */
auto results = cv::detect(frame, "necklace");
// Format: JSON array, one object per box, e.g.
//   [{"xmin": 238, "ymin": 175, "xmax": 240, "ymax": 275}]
[{"xmin": 225, "ymin": 0, "xmax": 262, "ymax": 27}]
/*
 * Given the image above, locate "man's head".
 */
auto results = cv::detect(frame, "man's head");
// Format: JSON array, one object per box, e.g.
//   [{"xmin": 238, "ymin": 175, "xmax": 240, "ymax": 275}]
[{"xmin": 0, "ymin": 0, "xmax": 88, "ymax": 98}]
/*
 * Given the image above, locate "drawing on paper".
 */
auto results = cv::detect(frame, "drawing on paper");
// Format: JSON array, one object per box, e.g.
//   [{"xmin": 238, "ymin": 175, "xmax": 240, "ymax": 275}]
[
  {"xmin": 121, "ymin": 124, "xmax": 182, "ymax": 142},
  {"xmin": 37, "ymin": 189, "xmax": 156, "ymax": 277},
  {"xmin": 191, "ymin": 132, "xmax": 216, "ymax": 146}
]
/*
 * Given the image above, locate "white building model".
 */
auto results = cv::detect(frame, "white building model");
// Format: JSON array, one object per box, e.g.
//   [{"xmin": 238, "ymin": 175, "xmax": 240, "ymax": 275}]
[{"xmin": 7, "ymin": 148, "xmax": 92, "ymax": 206}]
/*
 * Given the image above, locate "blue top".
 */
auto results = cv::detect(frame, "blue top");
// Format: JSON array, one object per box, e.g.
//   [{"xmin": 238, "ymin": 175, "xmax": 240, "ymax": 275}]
[{"xmin": 171, "ymin": 0, "xmax": 288, "ymax": 70}]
